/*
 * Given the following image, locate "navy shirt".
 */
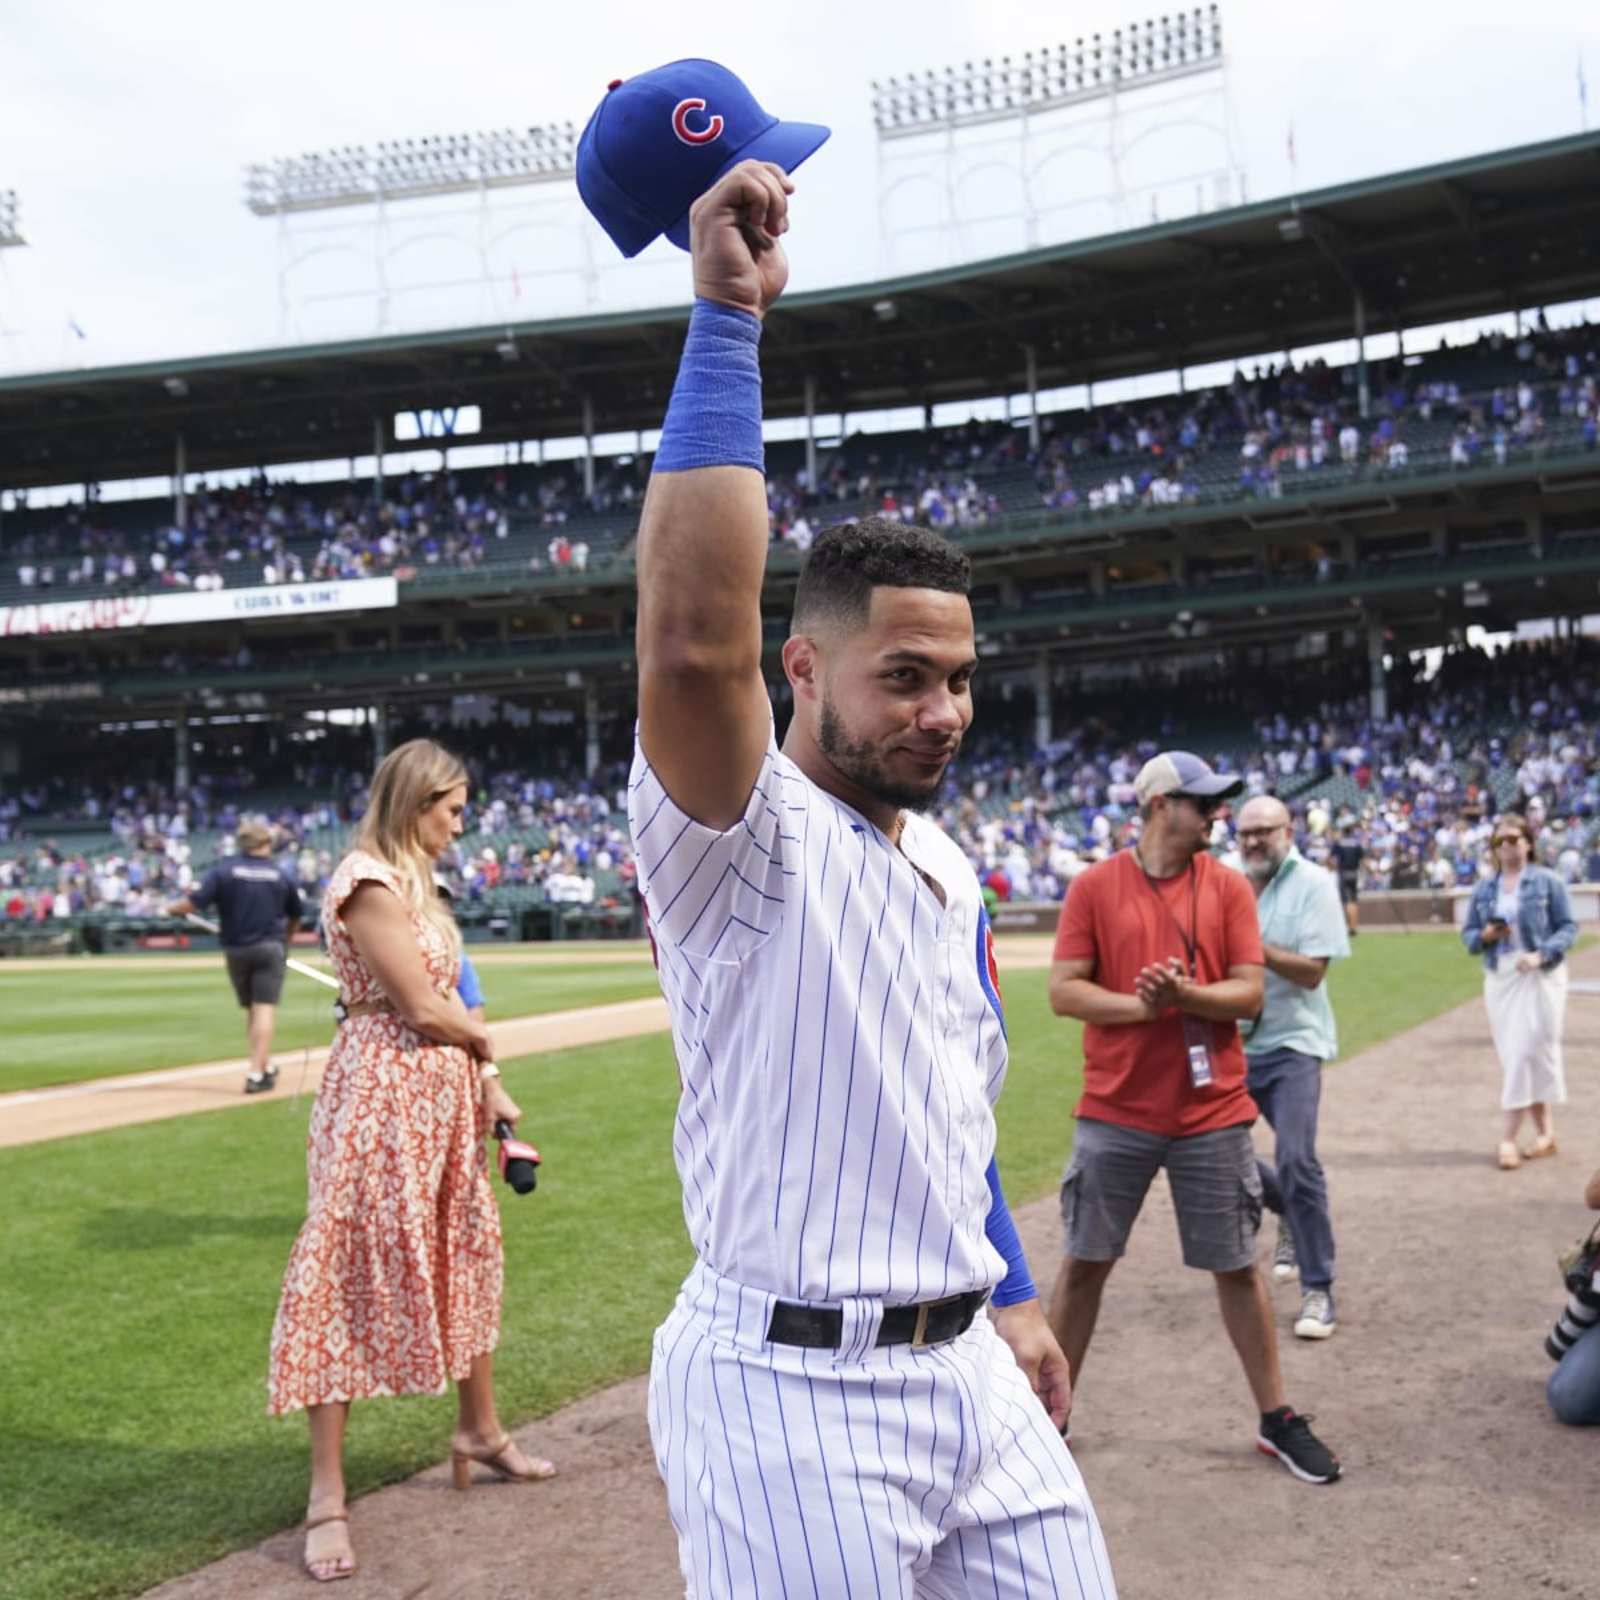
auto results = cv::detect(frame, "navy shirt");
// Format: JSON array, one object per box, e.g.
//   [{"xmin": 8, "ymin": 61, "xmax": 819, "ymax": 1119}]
[
  {"xmin": 192, "ymin": 856, "xmax": 304, "ymax": 948},
  {"xmin": 1332, "ymin": 839, "xmax": 1363, "ymax": 880}
]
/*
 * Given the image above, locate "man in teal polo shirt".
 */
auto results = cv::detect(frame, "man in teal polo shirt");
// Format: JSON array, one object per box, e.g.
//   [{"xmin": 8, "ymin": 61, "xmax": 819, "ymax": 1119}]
[{"xmin": 1235, "ymin": 794, "xmax": 1351, "ymax": 1341}]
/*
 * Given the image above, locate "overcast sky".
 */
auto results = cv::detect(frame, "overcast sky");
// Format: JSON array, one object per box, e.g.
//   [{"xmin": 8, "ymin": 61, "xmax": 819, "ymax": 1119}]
[{"xmin": 2, "ymin": 0, "xmax": 1597, "ymax": 375}]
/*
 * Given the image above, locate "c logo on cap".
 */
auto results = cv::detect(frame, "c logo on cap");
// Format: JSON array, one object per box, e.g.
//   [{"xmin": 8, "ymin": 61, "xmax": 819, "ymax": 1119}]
[{"xmin": 671, "ymin": 97, "xmax": 724, "ymax": 146}]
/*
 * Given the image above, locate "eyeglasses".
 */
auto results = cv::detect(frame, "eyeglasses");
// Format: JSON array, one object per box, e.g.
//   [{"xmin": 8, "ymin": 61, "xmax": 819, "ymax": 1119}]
[{"xmin": 1237, "ymin": 826, "xmax": 1288, "ymax": 842}]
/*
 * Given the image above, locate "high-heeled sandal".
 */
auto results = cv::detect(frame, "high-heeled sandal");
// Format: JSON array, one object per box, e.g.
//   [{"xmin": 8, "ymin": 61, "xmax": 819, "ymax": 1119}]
[
  {"xmin": 1496, "ymin": 1141, "xmax": 1522, "ymax": 1170},
  {"xmin": 451, "ymin": 1432, "xmax": 557, "ymax": 1490},
  {"xmin": 303, "ymin": 1509, "xmax": 356, "ymax": 1583},
  {"xmin": 1521, "ymin": 1135, "xmax": 1558, "ymax": 1160}
]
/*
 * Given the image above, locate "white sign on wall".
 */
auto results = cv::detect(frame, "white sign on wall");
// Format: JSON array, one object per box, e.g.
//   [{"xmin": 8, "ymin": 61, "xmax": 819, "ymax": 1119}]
[{"xmin": 0, "ymin": 577, "xmax": 400, "ymax": 639}]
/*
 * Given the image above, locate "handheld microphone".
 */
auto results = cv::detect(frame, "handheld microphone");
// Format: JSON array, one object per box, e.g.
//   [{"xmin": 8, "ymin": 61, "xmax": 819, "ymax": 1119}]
[{"xmin": 494, "ymin": 1119, "xmax": 541, "ymax": 1195}]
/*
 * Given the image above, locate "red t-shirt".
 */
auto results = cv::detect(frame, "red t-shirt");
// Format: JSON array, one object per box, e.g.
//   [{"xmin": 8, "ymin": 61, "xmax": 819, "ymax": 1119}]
[{"xmin": 1053, "ymin": 848, "xmax": 1264, "ymax": 1136}]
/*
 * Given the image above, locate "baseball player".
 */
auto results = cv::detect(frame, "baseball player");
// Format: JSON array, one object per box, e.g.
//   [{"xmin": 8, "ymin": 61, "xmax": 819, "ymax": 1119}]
[
  {"xmin": 166, "ymin": 818, "xmax": 302, "ymax": 1094},
  {"xmin": 600, "ymin": 70, "xmax": 1115, "ymax": 1598}
]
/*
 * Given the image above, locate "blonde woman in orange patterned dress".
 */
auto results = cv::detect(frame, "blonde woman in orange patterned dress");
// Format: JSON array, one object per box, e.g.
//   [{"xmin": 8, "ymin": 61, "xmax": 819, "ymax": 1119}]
[{"xmin": 267, "ymin": 739, "xmax": 554, "ymax": 1583}]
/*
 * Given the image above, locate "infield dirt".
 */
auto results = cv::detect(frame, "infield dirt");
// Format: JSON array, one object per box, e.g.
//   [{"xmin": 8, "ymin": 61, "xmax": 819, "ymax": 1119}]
[{"xmin": 18, "ymin": 935, "xmax": 1592, "ymax": 1600}]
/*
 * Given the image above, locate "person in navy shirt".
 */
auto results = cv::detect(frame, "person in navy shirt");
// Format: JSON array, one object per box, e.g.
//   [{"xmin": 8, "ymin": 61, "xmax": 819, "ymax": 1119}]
[{"xmin": 167, "ymin": 818, "xmax": 303, "ymax": 1094}]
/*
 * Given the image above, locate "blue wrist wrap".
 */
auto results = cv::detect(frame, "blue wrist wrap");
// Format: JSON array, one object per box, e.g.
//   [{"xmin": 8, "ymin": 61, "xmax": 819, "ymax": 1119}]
[
  {"xmin": 985, "ymin": 1157, "xmax": 1037, "ymax": 1307},
  {"xmin": 652, "ymin": 299, "xmax": 764, "ymax": 475}
]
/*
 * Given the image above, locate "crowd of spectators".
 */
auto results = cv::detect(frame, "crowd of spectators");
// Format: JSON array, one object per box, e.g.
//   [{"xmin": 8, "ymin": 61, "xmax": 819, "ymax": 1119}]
[
  {"xmin": 6, "ymin": 321, "xmax": 1597, "ymax": 601},
  {"xmin": 0, "ymin": 722, "xmax": 636, "ymax": 927},
  {"xmin": 5, "ymin": 637, "xmax": 1599, "ymax": 936},
  {"xmin": 935, "ymin": 637, "xmax": 1600, "ymax": 910},
  {"xmin": 4, "ymin": 469, "xmax": 521, "ymax": 595},
  {"xmin": 764, "ymin": 318, "xmax": 1599, "ymax": 542},
  {"xmin": 2, "ymin": 460, "xmax": 655, "ymax": 598}
]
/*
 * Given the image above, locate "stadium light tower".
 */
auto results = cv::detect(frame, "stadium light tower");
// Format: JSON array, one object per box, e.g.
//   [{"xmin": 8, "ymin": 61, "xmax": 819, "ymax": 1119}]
[
  {"xmin": 870, "ymin": 5, "xmax": 1245, "ymax": 271},
  {"xmin": 0, "ymin": 191, "xmax": 25, "ymax": 249},
  {"xmin": 244, "ymin": 122, "xmax": 599, "ymax": 338}
]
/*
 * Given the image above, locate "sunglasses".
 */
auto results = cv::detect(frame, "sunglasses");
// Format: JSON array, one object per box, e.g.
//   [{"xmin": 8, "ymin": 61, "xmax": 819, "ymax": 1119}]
[
  {"xmin": 1491, "ymin": 834, "xmax": 1528, "ymax": 847},
  {"xmin": 1170, "ymin": 792, "xmax": 1223, "ymax": 818}
]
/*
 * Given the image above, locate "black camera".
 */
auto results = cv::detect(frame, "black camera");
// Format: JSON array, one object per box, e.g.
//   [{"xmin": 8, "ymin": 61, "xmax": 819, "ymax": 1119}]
[{"xmin": 494, "ymin": 1119, "xmax": 541, "ymax": 1195}]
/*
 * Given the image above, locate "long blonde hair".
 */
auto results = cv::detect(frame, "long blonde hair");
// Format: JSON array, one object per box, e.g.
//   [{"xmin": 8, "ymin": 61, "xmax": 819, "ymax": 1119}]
[{"xmin": 349, "ymin": 738, "xmax": 469, "ymax": 953}]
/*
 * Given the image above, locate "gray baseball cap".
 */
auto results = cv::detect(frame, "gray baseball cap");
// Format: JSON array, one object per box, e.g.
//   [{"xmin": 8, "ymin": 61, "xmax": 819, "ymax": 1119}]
[{"xmin": 1133, "ymin": 750, "xmax": 1244, "ymax": 806}]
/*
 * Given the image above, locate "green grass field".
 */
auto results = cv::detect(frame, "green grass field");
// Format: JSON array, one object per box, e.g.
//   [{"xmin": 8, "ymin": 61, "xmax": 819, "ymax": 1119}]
[
  {"xmin": 0, "ymin": 932, "xmax": 1488, "ymax": 1600},
  {"xmin": 0, "ymin": 947, "xmax": 663, "ymax": 1093}
]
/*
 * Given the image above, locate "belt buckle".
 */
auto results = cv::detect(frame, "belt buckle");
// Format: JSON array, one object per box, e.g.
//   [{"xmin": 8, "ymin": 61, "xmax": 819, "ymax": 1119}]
[{"xmin": 911, "ymin": 1293, "xmax": 957, "ymax": 1350}]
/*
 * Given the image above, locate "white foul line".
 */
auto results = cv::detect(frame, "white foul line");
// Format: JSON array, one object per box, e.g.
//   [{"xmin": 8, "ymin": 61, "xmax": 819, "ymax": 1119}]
[{"xmin": 0, "ymin": 996, "xmax": 669, "ymax": 1110}]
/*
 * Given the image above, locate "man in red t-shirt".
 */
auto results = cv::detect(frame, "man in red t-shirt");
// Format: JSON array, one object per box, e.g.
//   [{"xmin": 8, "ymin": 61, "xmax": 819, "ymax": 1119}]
[{"xmin": 1047, "ymin": 750, "xmax": 1343, "ymax": 1485}]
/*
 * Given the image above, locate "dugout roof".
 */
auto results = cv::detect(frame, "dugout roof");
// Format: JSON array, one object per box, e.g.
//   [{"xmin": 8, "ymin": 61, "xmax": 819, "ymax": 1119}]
[{"xmin": 1, "ymin": 129, "xmax": 1599, "ymax": 491}]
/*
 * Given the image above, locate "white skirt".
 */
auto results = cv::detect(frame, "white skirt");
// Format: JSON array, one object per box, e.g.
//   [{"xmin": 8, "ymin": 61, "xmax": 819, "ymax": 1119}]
[{"xmin": 1484, "ymin": 960, "xmax": 1569, "ymax": 1110}]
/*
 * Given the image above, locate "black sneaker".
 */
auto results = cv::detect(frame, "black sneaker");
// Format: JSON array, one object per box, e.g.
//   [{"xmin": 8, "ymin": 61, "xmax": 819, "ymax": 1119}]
[
  {"xmin": 1257, "ymin": 1406, "xmax": 1341, "ymax": 1484},
  {"xmin": 244, "ymin": 1067, "xmax": 278, "ymax": 1095}
]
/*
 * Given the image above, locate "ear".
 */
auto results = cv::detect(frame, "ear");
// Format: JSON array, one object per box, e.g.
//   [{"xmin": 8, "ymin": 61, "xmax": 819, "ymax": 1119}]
[{"xmin": 782, "ymin": 635, "xmax": 822, "ymax": 701}]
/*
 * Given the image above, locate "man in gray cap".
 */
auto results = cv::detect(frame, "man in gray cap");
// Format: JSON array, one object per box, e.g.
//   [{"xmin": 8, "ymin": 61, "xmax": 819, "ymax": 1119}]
[
  {"xmin": 167, "ymin": 818, "xmax": 302, "ymax": 1094},
  {"xmin": 1046, "ymin": 751, "xmax": 1343, "ymax": 1483}
]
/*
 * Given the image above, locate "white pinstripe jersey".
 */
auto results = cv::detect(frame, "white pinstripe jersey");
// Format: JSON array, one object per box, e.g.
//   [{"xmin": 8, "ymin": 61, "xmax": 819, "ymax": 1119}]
[{"xmin": 629, "ymin": 725, "xmax": 1010, "ymax": 1306}]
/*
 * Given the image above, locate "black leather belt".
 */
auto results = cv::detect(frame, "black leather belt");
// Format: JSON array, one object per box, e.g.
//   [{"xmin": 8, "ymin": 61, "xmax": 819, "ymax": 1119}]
[{"xmin": 766, "ymin": 1289, "xmax": 989, "ymax": 1350}]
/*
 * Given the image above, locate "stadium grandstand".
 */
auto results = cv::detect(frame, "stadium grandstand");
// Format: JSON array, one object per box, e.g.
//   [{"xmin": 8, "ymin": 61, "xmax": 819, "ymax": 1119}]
[{"xmin": 2, "ymin": 130, "xmax": 1599, "ymax": 953}]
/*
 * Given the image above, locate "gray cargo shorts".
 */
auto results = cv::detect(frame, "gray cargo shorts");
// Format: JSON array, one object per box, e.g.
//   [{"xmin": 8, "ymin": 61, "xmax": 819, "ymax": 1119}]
[{"xmin": 1059, "ymin": 1116, "xmax": 1262, "ymax": 1272}]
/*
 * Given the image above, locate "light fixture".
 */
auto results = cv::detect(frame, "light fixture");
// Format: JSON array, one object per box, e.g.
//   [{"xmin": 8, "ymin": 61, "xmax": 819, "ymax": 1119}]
[
  {"xmin": 244, "ymin": 119, "xmax": 582, "ymax": 216},
  {"xmin": 868, "ymin": 8, "xmax": 1226, "ymax": 136}
]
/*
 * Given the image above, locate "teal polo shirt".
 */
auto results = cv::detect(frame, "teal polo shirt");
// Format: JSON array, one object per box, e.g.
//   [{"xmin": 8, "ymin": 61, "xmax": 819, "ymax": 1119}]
[{"xmin": 1243, "ymin": 848, "xmax": 1350, "ymax": 1062}]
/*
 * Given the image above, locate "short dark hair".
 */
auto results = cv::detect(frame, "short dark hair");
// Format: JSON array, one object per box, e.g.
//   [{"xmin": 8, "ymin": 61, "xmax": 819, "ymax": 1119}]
[{"xmin": 791, "ymin": 516, "xmax": 970, "ymax": 635}]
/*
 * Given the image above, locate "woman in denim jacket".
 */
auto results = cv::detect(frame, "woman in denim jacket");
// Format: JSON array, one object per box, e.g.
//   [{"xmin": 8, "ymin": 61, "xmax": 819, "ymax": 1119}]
[{"xmin": 1461, "ymin": 813, "xmax": 1578, "ymax": 1170}]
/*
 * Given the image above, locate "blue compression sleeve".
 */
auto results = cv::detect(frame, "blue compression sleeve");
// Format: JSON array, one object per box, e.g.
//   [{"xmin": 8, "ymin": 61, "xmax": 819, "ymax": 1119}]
[
  {"xmin": 652, "ymin": 299, "xmax": 764, "ymax": 474},
  {"xmin": 985, "ymin": 1156, "xmax": 1037, "ymax": 1307},
  {"xmin": 456, "ymin": 951, "xmax": 484, "ymax": 1011}
]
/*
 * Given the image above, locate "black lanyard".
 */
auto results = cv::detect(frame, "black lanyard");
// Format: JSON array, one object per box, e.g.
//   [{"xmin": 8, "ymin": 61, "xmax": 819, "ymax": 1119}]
[{"xmin": 1134, "ymin": 852, "xmax": 1199, "ymax": 977}]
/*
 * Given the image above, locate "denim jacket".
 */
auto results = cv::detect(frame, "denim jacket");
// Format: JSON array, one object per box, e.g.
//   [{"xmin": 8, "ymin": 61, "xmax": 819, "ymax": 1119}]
[{"xmin": 1461, "ymin": 865, "xmax": 1578, "ymax": 972}]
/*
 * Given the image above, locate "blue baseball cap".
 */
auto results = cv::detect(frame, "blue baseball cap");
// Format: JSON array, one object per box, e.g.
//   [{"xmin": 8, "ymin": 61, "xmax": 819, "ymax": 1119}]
[{"xmin": 576, "ymin": 59, "xmax": 830, "ymax": 258}]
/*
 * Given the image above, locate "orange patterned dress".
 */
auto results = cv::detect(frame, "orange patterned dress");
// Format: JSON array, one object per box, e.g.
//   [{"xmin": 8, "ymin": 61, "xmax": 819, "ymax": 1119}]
[{"xmin": 267, "ymin": 850, "xmax": 503, "ymax": 1414}]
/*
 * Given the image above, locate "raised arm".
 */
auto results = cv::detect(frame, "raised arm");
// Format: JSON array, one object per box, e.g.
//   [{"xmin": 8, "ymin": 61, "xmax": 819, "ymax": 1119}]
[{"xmin": 635, "ymin": 161, "xmax": 794, "ymax": 830}]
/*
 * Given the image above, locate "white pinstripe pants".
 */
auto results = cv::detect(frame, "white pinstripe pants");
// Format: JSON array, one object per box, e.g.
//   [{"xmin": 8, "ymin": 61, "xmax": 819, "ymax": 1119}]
[{"xmin": 649, "ymin": 1263, "xmax": 1118, "ymax": 1600}]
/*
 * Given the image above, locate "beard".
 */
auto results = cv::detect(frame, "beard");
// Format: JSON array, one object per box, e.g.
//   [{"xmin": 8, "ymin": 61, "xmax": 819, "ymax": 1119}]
[
  {"xmin": 818, "ymin": 695, "xmax": 952, "ymax": 813},
  {"xmin": 1244, "ymin": 850, "xmax": 1285, "ymax": 883}
]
